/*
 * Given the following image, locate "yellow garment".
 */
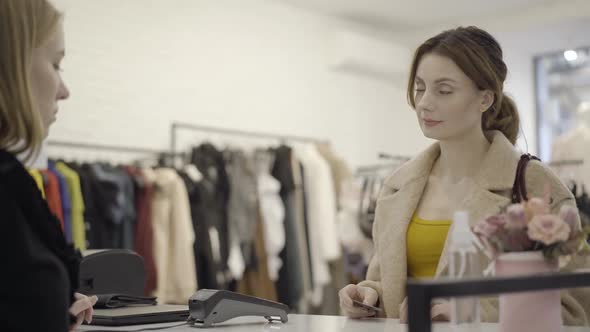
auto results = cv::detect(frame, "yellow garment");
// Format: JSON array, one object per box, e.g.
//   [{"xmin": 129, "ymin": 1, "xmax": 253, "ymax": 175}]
[
  {"xmin": 406, "ymin": 215, "xmax": 451, "ymax": 278},
  {"xmin": 55, "ymin": 162, "xmax": 87, "ymax": 250},
  {"xmin": 28, "ymin": 169, "xmax": 45, "ymax": 198}
]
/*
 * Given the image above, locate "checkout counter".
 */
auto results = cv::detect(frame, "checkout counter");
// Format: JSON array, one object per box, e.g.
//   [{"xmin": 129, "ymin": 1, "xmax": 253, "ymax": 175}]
[{"xmin": 78, "ymin": 314, "xmax": 589, "ymax": 332}]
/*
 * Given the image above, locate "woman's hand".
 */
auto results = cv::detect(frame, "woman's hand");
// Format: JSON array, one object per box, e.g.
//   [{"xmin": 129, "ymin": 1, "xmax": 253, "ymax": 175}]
[
  {"xmin": 399, "ymin": 297, "xmax": 408, "ymax": 323},
  {"xmin": 399, "ymin": 297, "xmax": 451, "ymax": 323},
  {"xmin": 69, "ymin": 293, "xmax": 98, "ymax": 331},
  {"xmin": 430, "ymin": 301, "xmax": 450, "ymax": 322},
  {"xmin": 339, "ymin": 284, "xmax": 379, "ymax": 319}
]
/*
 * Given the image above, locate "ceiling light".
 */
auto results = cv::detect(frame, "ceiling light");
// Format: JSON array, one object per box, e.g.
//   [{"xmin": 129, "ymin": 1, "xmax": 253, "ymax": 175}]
[{"xmin": 564, "ymin": 50, "xmax": 578, "ymax": 62}]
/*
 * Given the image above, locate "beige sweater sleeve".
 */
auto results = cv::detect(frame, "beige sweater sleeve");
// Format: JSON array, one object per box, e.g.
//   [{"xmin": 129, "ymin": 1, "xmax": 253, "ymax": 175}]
[
  {"xmin": 531, "ymin": 162, "xmax": 590, "ymax": 326},
  {"xmin": 168, "ymin": 174, "xmax": 197, "ymax": 304},
  {"xmin": 357, "ymin": 255, "xmax": 385, "ymax": 315},
  {"xmin": 357, "ymin": 210, "xmax": 387, "ymax": 317}
]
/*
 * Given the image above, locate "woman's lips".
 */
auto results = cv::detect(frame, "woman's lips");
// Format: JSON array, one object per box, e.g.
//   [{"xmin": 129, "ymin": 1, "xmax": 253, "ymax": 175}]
[{"xmin": 423, "ymin": 119, "xmax": 443, "ymax": 127}]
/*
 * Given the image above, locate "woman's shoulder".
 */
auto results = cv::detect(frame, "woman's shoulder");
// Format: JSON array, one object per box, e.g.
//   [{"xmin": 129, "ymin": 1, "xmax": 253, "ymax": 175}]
[{"xmin": 0, "ymin": 149, "xmax": 21, "ymax": 174}]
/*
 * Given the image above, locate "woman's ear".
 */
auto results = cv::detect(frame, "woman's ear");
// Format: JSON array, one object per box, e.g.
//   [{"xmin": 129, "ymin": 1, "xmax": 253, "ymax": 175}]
[{"xmin": 480, "ymin": 90, "xmax": 495, "ymax": 113}]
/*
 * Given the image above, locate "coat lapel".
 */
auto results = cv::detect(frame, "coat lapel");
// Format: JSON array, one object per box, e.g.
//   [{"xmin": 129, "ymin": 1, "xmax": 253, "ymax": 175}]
[
  {"xmin": 375, "ymin": 175, "xmax": 429, "ymax": 314},
  {"xmin": 375, "ymin": 131, "xmax": 522, "ymax": 295},
  {"xmin": 374, "ymin": 143, "xmax": 438, "ymax": 310},
  {"xmin": 434, "ymin": 185, "xmax": 512, "ymax": 276},
  {"xmin": 376, "ymin": 175, "xmax": 429, "ymax": 275},
  {"xmin": 434, "ymin": 131, "xmax": 520, "ymax": 276}
]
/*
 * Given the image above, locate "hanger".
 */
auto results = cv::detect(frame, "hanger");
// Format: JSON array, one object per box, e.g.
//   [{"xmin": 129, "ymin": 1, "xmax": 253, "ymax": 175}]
[{"xmin": 184, "ymin": 164, "xmax": 203, "ymax": 182}]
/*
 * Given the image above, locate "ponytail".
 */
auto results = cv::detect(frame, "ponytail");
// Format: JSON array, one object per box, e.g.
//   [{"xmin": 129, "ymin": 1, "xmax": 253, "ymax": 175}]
[{"xmin": 482, "ymin": 93, "xmax": 520, "ymax": 145}]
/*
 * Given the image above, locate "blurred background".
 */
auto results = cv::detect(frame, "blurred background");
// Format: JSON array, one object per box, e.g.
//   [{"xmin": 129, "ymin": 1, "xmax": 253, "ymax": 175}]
[
  {"xmin": 39, "ymin": 0, "xmax": 590, "ymax": 313},
  {"xmin": 45, "ymin": 0, "xmax": 590, "ymax": 166}
]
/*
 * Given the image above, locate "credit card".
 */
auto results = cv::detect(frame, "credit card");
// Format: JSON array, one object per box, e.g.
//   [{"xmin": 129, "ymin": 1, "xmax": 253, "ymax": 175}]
[{"xmin": 352, "ymin": 299, "xmax": 382, "ymax": 312}]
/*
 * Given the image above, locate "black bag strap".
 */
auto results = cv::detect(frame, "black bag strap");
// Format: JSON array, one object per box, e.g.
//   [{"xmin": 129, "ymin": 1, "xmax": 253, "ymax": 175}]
[{"xmin": 511, "ymin": 153, "xmax": 541, "ymax": 203}]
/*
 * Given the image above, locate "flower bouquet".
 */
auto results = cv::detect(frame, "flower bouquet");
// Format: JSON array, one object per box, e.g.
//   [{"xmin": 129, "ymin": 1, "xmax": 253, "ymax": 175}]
[
  {"xmin": 472, "ymin": 193, "xmax": 589, "ymax": 332},
  {"xmin": 473, "ymin": 196, "xmax": 590, "ymax": 264}
]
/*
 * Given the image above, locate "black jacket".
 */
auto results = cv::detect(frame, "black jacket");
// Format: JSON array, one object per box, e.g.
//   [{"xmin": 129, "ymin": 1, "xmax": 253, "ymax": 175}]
[
  {"xmin": 0, "ymin": 150, "xmax": 80, "ymax": 332},
  {"xmin": 189, "ymin": 144, "xmax": 231, "ymax": 289}
]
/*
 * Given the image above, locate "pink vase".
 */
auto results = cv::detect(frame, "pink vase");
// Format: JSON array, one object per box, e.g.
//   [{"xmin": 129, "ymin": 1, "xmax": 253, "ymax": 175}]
[{"xmin": 494, "ymin": 251, "xmax": 562, "ymax": 332}]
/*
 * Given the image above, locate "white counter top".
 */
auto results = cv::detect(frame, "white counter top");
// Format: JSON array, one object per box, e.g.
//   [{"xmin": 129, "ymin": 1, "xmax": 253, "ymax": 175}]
[{"xmin": 78, "ymin": 314, "xmax": 589, "ymax": 332}]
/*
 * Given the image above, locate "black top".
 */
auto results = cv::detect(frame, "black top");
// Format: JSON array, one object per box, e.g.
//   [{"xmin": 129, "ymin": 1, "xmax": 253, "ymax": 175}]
[
  {"xmin": 271, "ymin": 145, "xmax": 296, "ymax": 197},
  {"xmin": 189, "ymin": 144, "xmax": 231, "ymax": 289},
  {"xmin": 0, "ymin": 150, "xmax": 80, "ymax": 331}
]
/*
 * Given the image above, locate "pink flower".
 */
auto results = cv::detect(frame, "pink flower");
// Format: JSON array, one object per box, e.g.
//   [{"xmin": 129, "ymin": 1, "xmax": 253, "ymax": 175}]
[
  {"xmin": 474, "ymin": 215, "xmax": 506, "ymax": 238},
  {"xmin": 527, "ymin": 214, "xmax": 571, "ymax": 246},
  {"xmin": 559, "ymin": 205, "xmax": 580, "ymax": 240},
  {"xmin": 506, "ymin": 204, "xmax": 527, "ymax": 229},
  {"xmin": 524, "ymin": 197, "xmax": 549, "ymax": 220},
  {"xmin": 473, "ymin": 215, "xmax": 507, "ymax": 256}
]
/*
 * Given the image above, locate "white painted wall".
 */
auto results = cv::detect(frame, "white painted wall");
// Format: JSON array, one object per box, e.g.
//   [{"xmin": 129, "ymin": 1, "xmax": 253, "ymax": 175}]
[{"xmin": 46, "ymin": 0, "xmax": 429, "ymax": 167}]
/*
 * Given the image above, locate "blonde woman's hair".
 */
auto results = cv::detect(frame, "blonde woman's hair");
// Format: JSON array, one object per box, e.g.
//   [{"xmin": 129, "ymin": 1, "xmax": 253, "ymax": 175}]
[{"xmin": 0, "ymin": 0, "xmax": 63, "ymax": 161}]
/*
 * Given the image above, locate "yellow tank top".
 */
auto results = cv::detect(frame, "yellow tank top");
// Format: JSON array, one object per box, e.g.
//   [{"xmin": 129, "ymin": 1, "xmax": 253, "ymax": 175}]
[{"xmin": 406, "ymin": 215, "xmax": 451, "ymax": 278}]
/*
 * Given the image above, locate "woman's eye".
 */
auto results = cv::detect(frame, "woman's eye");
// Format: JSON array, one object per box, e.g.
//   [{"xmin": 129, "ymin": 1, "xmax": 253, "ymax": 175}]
[{"xmin": 440, "ymin": 91, "xmax": 452, "ymax": 95}]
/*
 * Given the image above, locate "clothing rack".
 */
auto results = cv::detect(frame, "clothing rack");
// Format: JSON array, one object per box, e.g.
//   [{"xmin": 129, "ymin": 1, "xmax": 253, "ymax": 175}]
[
  {"xmin": 378, "ymin": 152, "xmax": 412, "ymax": 162},
  {"xmin": 46, "ymin": 140, "xmax": 183, "ymax": 161},
  {"xmin": 355, "ymin": 152, "xmax": 412, "ymax": 175},
  {"xmin": 548, "ymin": 159, "xmax": 584, "ymax": 167},
  {"xmin": 170, "ymin": 122, "xmax": 330, "ymax": 157},
  {"xmin": 356, "ymin": 162, "xmax": 403, "ymax": 174}
]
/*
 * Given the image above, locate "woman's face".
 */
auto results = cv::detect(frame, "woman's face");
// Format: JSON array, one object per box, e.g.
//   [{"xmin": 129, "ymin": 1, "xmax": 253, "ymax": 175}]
[
  {"xmin": 30, "ymin": 21, "xmax": 70, "ymax": 137},
  {"xmin": 413, "ymin": 53, "xmax": 492, "ymax": 142}
]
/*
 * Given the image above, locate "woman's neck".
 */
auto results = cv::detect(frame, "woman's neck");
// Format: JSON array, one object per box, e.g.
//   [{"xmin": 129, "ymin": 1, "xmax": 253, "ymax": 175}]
[{"xmin": 433, "ymin": 128, "xmax": 491, "ymax": 183}]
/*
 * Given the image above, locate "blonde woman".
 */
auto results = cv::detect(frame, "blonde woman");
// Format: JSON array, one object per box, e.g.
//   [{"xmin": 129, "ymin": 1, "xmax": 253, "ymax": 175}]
[{"xmin": 0, "ymin": 1, "xmax": 97, "ymax": 331}]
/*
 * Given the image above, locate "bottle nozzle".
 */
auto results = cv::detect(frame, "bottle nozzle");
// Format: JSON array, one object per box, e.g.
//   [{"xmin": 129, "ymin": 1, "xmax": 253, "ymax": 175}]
[{"xmin": 452, "ymin": 211, "xmax": 473, "ymax": 246}]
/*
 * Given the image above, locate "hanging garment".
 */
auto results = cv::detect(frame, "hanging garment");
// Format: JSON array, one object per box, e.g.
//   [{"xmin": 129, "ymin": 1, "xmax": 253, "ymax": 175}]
[
  {"xmin": 71, "ymin": 164, "xmax": 111, "ymax": 249},
  {"xmin": 313, "ymin": 144, "xmax": 350, "ymax": 315},
  {"xmin": 315, "ymin": 143, "xmax": 353, "ymax": 210},
  {"xmin": 40, "ymin": 169, "xmax": 65, "ymax": 231},
  {"xmin": 337, "ymin": 178, "xmax": 374, "ymax": 262},
  {"xmin": 359, "ymin": 176, "xmax": 382, "ymax": 239},
  {"xmin": 180, "ymin": 171, "xmax": 228, "ymax": 291},
  {"xmin": 88, "ymin": 163, "xmax": 126, "ymax": 248},
  {"xmin": 128, "ymin": 167, "xmax": 158, "ymax": 296},
  {"xmin": 51, "ymin": 166, "xmax": 73, "ymax": 245},
  {"xmin": 28, "ymin": 169, "xmax": 45, "ymax": 197},
  {"xmin": 188, "ymin": 144, "xmax": 231, "ymax": 290},
  {"xmin": 254, "ymin": 149, "xmax": 285, "ymax": 282},
  {"xmin": 293, "ymin": 144, "xmax": 341, "ymax": 306},
  {"xmin": 293, "ymin": 160, "xmax": 314, "ymax": 313},
  {"xmin": 570, "ymin": 183, "xmax": 590, "ymax": 239},
  {"xmin": 271, "ymin": 145, "xmax": 305, "ymax": 310},
  {"xmin": 88, "ymin": 164, "xmax": 136, "ymax": 249},
  {"xmin": 236, "ymin": 209, "xmax": 278, "ymax": 302},
  {"xmin": 55, "ymin": 162, "xmax": 87, "ymax": 251},
  {"xmin": 112, "ymin": 166, "xmax": 136, "ymax": 250},
  {"xmin": 144, "ymin": 168, "xmax": 197, "ymax": 304},
  {"xmin": 337, "ymin": 177, "xmax": 374, "ymax": 290},
  {"xmin": 226, "ymin": 150, "xmax": 258, "ymax": 271}
]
